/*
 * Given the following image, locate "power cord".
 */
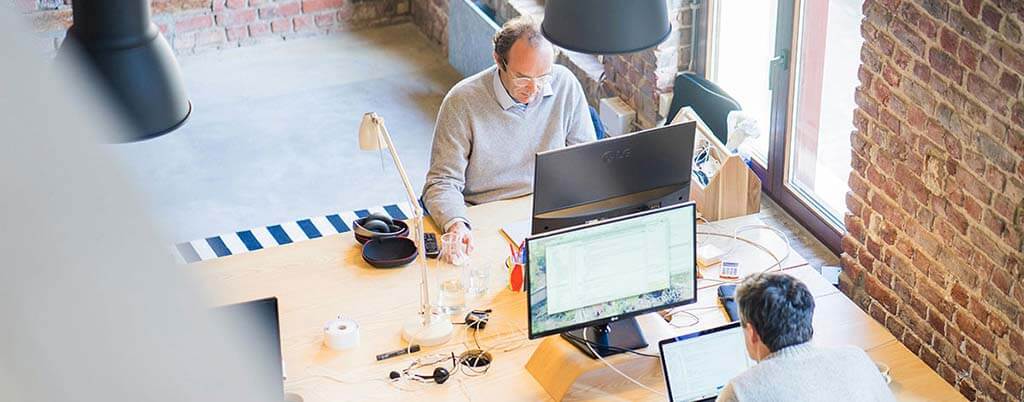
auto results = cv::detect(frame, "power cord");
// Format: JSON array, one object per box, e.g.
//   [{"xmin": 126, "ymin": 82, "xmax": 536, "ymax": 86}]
[{"xmin": 583, "ymin": 331, "xmax": 668, "ymax": 397}]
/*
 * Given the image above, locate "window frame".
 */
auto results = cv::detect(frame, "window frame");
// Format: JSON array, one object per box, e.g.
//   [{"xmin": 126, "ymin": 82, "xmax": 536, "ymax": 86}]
[{"xmin": 695, "ymin": 0, "xmax": 844, "ymax": 255}]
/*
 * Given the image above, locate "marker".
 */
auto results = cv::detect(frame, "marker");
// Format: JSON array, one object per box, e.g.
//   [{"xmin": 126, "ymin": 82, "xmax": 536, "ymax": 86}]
[{"xmin": 376, "ymin": 344, "xmax": 421, "ymax": 361}]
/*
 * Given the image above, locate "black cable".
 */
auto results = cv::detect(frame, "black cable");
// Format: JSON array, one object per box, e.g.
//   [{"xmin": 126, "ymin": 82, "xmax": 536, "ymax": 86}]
[{"xmin": 562, "ymin": 332, "xmax": 660, "ymax": 359}]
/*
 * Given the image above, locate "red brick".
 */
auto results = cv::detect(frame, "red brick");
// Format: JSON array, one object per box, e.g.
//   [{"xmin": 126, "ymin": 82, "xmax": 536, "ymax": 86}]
[
  {"xmin": 928, "ymin": 48, "xmax": 964, "ymax": 84},
  {"xmin": 949, "ymin": 9, "xmax": 988, "ymax": 46},
  {"xmin": 981, "ymin": 5, "xmax": 1004, "ymax": 31},
  {"xmin": 292, "ymin": 15, "xmax": 315, "ymax": 32},
  {"xmin": 891, "ymin": 20, "xmax": 927, "ymax": 57},
  {"xmin": 226, "ymin": 26, "xmax": 248, "ymax": 42},
  {"xmin": 995, "ymin": 41, "xmax": 1024, "ymax": 77},
  {"xmin": 939, "ymin": 27, "xmax": 960, "ymax": 54},
  {"xmin": 999, "ymin": 71, "xmax": 1022, "ymax": 96},
  {"xmin": 957, "ymin": 42, "xmax": 979, "ymax": 69},
  {"xmin": 270, "ymin": 18, "xmax": 291, "ymax": 33},
  {"xmin": 248, "ymin": 21, "xmax": 271, "ymax": 37},
  {"xmin": 216, "ymin": 9, "xmax": 257, "ymax": 27},
  {"xmin": 175, "ymin": 14, "xmax": 213, "ymax": 33},
  {"xmin": 314, "ymin": 13, "xmax": 336, "ymax": 27},
  {"xmin": 962, "ymin": 0, "xmax": 982, "ymax": 17},
  {"xmin": 301, "ymin": 0, "xmax": 343, "ymax": 14},
  {"xmin": 951, "ymin": 282, "xmax": 970, "ymax": 307},
  {"xmin": 259, "ymin": 1, "xmax": 301, "ymax": 19},
  {"xmin": 956, "ymin": 309, "xmax": 995, "ymax": 351},
  {"xmin": 988, "ymin": 313, "xmax": 1010, "ymax": 337},
  {"xmin": 226, "ymin": 0, "xmax": 246, "ymax": 9}
]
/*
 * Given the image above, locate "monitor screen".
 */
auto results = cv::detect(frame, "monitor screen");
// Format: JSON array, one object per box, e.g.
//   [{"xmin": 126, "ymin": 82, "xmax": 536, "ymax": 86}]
[
  {"xmin": 659, "ymin": 322, "xmax": 754, "ymax": 402},
  {"xmin": 532, "ymin": 121, "xmax": 696, "ymax": 234},
  {"xmin": 526, "ymin": 202, "xmax": 697, "ymax": 339}
]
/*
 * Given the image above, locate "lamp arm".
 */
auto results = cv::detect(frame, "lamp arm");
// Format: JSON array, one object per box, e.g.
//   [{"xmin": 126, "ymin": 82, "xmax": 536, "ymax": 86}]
[{"xmin": 376, "ymin": 117, "xmax": 432, "ymax": 324}]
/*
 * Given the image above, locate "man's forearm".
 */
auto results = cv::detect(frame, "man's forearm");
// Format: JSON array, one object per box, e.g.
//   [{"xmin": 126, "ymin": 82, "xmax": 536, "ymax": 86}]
[{"xmin": 422, "ymin": 182, "xmax": 470, "ymax": 232}]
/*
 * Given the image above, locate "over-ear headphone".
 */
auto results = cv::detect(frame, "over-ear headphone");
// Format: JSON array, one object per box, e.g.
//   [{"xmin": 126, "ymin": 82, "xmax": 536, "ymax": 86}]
[
  {"xmin": 362, "ymin": 213, "xmax": 400, "ymax": 233},
  {"xmin": 388, "ymin": 353, "xmax": 456, "ymax": 385},
  {"xmin": 389, "ymin": 367, "xmax": 450, "ymax": 384}
]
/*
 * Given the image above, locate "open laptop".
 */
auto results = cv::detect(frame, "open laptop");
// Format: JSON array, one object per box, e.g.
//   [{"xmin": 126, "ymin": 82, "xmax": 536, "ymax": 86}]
[{"xmin": 659, "ymin": 322, "xmax": 754, "ymax": 402}]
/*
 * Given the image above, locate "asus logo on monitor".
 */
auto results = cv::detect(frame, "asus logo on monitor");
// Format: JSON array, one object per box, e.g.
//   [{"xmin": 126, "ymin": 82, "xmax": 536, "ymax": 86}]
[{"xmin": 601, "ymin": 148, "xmax": 632, "ymax": 163}]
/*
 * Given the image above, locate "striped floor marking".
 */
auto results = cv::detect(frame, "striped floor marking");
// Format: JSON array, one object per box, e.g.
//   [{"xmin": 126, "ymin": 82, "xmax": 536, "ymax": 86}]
[{"xmin": 174, "ymin": 201, "xmax": 425, "ymax": 264}]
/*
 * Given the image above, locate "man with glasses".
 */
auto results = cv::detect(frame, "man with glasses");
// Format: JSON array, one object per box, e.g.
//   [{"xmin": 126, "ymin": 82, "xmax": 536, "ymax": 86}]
[{"xmin": 423, "ymin": 16, "xmax": 596, "ymax": 252}]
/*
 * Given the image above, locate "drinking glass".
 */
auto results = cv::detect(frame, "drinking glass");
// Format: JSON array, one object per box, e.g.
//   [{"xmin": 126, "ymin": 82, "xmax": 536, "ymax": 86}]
[{"xmin": 436, "ymin": 233, "xmax": 469, "ymax": 314}]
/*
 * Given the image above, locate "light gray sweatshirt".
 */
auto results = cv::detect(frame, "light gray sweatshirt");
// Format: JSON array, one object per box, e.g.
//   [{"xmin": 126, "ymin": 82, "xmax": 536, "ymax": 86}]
[
  {"xmin": 716, "ymin": 343, "xmax": 896, "ymax": 402},
  {"xmin": 422, "ymin": 64, "xmax": 596, "ymax": 229}
]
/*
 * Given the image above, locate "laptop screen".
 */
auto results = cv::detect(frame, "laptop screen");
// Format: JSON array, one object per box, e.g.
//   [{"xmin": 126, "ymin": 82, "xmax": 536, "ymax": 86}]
[{"xmin": 659, "ymin": 322, "xmax": 753, "ymax": 402}]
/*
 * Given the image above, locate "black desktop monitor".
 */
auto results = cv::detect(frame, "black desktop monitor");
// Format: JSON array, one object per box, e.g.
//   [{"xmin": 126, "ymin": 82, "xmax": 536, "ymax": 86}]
[
  {"xmin": 525, "ymin": 202, "xmax": 698, "ymax": 359},
  {"xmin": 532, "ymin": 120, "xmax": 697, "ymax": 235}
]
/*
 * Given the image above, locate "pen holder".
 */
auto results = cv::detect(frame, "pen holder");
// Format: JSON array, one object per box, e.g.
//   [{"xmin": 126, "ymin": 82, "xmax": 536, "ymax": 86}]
[{"xmin": 504, "ymin": 256, "xmax": 525, "ymax": 292}]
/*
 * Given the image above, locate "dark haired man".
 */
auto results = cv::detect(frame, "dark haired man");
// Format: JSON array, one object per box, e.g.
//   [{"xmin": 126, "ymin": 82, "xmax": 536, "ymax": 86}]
[
  {"xmin": 422, "ymin": 16, "xmax": 596, "ymax": 254},
  {"xmin": 717, "ymin": 273, "xmax": 895, "ymax": 401}
]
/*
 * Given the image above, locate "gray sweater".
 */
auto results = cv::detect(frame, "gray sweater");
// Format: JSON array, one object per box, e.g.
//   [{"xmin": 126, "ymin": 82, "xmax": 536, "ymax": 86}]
[
  {"xmin": 422, "ymin": 64, "xmax": 596, "ymax": 229},
  {"xmin": 717, "ymin": 343, "xmax": 895, "ymax": 402}
]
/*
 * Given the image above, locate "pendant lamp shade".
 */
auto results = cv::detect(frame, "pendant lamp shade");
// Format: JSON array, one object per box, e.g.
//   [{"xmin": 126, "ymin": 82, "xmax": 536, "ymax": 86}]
[
  {"xmin": 60, "ymin": 0, "xmax": 191, "ymax": 142},
  {"xmin": 542, "ymin": 0, "xmax": 671, "ymax": 54}
]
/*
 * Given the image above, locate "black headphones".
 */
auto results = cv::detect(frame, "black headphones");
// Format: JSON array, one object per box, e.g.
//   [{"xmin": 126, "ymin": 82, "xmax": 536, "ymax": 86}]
[
  {"xmin": 389, "ymin": 366, "xmax": 451, "ymax": 384},
  {"xmin": 360, "ymin": 213, "xmax": 402, "ymax": 233},
  {"xmin": 388, "ymin": 353, "xmax": 456, "ymax": 384}
]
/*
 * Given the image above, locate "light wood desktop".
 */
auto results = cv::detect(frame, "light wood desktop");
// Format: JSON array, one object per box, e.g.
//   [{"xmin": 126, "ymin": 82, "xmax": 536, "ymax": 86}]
[{"xmin": 194, "ymin": 196, "xmax": 964, "ymax": 401}]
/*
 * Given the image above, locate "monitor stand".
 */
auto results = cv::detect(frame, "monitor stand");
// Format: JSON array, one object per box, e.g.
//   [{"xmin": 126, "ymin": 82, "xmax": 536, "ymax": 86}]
[{"xmin": 561, "ymin": 318, "xmax": 648, "ymax": 359}]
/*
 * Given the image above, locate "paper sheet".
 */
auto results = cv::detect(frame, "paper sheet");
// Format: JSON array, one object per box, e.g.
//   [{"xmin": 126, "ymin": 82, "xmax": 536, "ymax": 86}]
[{"xmin": 500, "ymin": 219, "xmax": 531, "ymax": 247}]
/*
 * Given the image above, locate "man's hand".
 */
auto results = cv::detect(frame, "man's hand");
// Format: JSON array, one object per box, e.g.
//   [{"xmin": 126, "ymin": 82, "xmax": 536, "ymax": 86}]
[{"xmin": 447, "ymin": 221, "xmax": 475, "ymax": 256}]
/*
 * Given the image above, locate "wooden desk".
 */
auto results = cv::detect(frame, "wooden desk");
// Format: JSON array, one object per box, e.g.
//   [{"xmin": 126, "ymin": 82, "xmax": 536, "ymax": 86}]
[{"xmin": 194, "ymin": 196, "xmax": 963, "ymax": 401}]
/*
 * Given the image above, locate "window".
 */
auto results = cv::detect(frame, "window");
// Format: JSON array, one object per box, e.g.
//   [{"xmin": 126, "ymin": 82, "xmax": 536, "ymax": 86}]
[{"xmin": 698, "ymin": 0, "xmax": 865, "ymax": 253}]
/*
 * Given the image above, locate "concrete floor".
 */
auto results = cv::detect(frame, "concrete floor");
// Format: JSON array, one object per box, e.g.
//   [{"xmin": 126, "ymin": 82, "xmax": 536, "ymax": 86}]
[{"xmin": 111, "ymin": 24, "xmax": 461, "ymax": 244}]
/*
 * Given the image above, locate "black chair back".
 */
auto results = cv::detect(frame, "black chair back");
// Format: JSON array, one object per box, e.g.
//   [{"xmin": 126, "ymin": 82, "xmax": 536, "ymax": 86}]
[{"xmin": 664, "ymin": 73, "xmax": 742, "ymax": 144}]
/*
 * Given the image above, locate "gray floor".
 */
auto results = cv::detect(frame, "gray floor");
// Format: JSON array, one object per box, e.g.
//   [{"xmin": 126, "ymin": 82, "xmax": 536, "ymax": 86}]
[{"xmin": 111, "ymin": 24, "xmax": 461, "ymax": 244}]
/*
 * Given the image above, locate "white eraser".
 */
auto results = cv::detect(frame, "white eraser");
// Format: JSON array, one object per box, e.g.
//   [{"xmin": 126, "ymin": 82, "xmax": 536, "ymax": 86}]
[{"xmin": 697, "ymin": 244, "xmax": 726, "ymax": 267}]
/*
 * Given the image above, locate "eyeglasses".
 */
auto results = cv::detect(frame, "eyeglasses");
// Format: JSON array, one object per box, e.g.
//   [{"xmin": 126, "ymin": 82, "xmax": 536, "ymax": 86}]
[{"xmin": 510, "ymin": 74, "xmax": 552, "ymax": 89}]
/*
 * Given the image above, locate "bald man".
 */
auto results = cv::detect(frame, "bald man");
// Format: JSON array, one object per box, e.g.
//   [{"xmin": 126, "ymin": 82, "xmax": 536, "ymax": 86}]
[{"xmin": 422, "ymin": 16, "xmax": 596, "ymax": 252}]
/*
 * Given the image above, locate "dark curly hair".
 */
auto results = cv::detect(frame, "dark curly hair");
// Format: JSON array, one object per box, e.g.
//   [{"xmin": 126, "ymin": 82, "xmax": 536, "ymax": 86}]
[{"xmin": 736, "ymin": 272, "xmax": 816, "ymax": 352}]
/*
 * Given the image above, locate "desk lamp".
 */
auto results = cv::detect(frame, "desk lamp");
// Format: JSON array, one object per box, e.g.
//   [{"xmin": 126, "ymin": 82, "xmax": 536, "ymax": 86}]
[{"xmin": 358, "ymin": 112, "xmax": 453, "ymax": 346}]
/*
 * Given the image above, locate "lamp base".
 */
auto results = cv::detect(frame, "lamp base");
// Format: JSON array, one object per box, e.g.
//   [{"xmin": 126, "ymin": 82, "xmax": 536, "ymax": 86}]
[{"xmin": 401, "ymin": 312, "xmax": 453, "ymax": 346}]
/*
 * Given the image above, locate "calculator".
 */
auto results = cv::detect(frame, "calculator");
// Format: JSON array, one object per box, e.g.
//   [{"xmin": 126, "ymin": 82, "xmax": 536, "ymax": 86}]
[{"xmin": 720, "ymin": 261, "xmax": 740, "ymax": 280}]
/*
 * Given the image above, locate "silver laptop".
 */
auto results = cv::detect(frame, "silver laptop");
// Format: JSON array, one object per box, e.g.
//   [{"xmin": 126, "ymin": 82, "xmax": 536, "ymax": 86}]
[{"xmin": 659, "ymin": 322, "xmax": 754, "ymax": 402}]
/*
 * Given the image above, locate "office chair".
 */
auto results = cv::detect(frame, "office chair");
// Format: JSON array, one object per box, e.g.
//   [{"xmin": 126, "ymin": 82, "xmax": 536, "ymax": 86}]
[{"xmin": 664, "ymin": 72, "xmax": 742, "ymax": 144}]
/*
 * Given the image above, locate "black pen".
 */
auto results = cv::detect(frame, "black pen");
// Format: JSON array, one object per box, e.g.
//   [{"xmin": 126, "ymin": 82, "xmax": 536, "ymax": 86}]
[{"xmin": 376, "ymin": 344, "xmax": 421, "ymax": 361}]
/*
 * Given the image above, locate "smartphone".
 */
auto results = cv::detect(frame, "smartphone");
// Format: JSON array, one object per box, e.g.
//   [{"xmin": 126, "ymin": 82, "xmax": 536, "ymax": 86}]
[{"xmin": 424, "ymin": 232, "xmax": 440, "ymax": 258}]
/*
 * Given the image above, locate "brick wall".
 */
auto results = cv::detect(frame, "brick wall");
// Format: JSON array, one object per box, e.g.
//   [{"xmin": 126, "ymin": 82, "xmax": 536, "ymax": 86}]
[
  {"xmin": 14, "ymin": 0, "xmax": 410, "ymax": 55},
  {"xmin": 411, "ymin": 0, "xmax": 698, "ymax": 130},
  {"xmin": 840, "ymin": 0, "xmax": 1024, "ymax": 400}
]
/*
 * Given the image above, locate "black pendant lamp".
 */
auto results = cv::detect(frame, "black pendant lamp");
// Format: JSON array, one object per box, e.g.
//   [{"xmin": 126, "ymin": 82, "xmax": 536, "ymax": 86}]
[
  {"xmin": 60, "ymin": 0, "xmax": 191, "ymax": 142},
  {"xmin": 542, "ymin": 0, "xmax": 671, "ymax": 55}
]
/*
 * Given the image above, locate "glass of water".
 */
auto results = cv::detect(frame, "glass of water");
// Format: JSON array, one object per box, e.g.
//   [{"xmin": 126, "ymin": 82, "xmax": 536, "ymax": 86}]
[{"xmin": 436, "ymin": 233, "xmax": 469, "ymax": 315}]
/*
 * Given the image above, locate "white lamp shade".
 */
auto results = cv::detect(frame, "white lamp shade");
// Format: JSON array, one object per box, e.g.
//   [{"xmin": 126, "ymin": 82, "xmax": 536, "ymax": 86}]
[{"xmin": 358, "ymin": 112, "xmax": 386, "ymax": 151}]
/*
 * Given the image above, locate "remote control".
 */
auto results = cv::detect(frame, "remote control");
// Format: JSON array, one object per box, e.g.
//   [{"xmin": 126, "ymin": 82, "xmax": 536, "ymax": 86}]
[{"xmin": 424, "ymin": 232, "xmax": 440, "ymax": 258}]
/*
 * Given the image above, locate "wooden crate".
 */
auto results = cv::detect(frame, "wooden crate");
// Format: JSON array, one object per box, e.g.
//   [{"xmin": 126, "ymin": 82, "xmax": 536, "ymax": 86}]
[{"xmin": 672, "ymin": 107, "xmax": 761, "ymax": 221}]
